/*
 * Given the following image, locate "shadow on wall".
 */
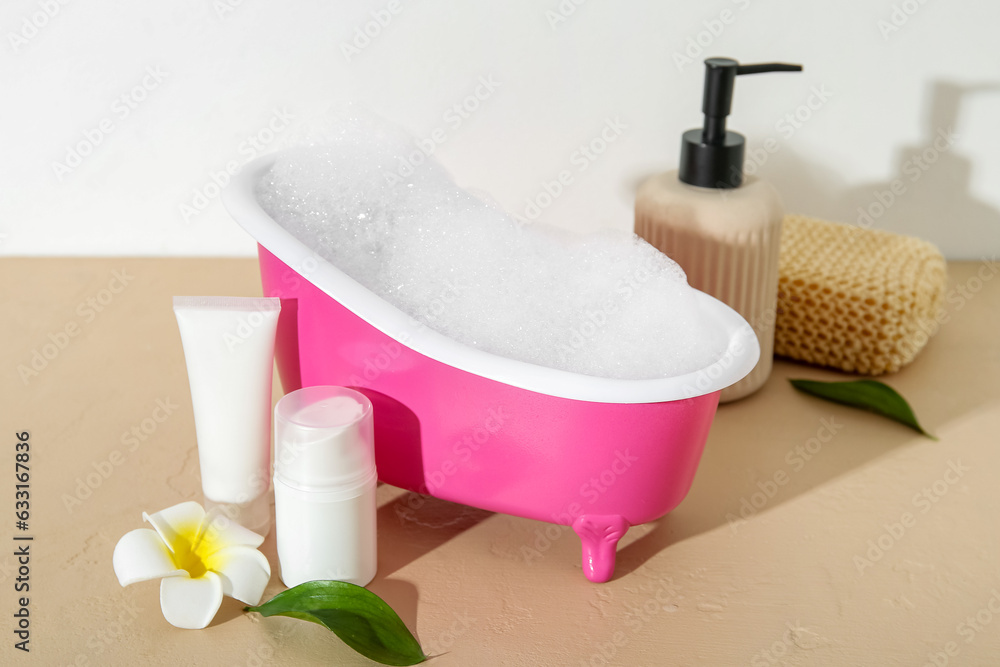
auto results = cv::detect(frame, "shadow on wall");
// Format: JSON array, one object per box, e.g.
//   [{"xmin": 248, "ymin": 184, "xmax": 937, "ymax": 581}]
[{"xmin": 768, "ymin": 79, "xmax": 1000, "ymax": 259}]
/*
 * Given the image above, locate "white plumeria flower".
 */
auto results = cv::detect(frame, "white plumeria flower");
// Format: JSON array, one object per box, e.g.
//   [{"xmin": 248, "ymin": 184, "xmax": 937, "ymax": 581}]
[{"xmin": 113, "ymin": 501, "xmax": 271, "ymax": 629}]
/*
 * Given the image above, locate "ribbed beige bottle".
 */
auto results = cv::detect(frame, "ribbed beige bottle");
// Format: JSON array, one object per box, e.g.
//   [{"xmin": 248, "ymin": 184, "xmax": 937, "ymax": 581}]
[{"xmin": 635, "ymin": 170, "xmax": 783, "ymax": 402}]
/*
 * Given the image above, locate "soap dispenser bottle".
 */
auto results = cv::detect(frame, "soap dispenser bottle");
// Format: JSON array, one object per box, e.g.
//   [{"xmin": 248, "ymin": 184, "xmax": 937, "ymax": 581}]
[{"xmin": 636, "ymin": 57, "xmax": 802, "ymax": 402}]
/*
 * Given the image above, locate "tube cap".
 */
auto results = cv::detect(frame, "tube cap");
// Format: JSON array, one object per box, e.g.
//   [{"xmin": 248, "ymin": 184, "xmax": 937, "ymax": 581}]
[
  {"xmin": 274, "ymin": 386, "xmax": 376, "ymax": 492},
  {"xmin": 203, "ymin": 494, "xmax": 271, "ymax": 537}
]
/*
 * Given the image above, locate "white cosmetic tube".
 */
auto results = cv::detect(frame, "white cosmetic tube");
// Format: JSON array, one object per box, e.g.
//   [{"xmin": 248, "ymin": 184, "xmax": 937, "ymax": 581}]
[{"xmin": 173, "ymin": 296, "xmax": 281, "ymax": 536}]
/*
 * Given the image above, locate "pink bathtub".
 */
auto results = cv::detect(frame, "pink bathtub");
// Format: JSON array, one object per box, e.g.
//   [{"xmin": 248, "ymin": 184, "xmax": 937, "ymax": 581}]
[{"xmin": 223, "ymin": 154, "xmax": 759, "ymax": 582}]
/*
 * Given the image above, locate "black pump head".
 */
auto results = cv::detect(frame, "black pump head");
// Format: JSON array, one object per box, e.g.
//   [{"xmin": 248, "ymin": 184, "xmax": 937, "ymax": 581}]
[{"xmin": 679, "ymin": 57, "xmax": 802, "ymax": 189}]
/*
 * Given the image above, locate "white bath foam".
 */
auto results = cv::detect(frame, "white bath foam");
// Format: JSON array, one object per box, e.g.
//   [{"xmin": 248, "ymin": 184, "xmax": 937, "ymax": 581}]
[{"xmin": 254, "ymin": 115, "xmax": 729, "ymax": 380}]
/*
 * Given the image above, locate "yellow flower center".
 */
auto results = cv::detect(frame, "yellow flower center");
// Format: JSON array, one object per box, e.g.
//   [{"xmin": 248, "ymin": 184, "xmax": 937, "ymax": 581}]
[{"xmin": 167, "ymin": 521, "xmax": 223, "ymax": 579}]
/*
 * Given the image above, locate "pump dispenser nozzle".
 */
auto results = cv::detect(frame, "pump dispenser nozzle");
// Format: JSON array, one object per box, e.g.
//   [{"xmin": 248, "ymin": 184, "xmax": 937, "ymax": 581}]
[{"xmin": 680, "ymin": 57, "xmax": 802, "ymax": 189}]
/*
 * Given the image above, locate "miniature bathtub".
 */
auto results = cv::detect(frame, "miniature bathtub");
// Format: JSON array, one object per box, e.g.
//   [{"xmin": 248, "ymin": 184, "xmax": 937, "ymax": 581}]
[{"xmin": 223, "ymin": 154, "xmax": 759, "ymax": 582}]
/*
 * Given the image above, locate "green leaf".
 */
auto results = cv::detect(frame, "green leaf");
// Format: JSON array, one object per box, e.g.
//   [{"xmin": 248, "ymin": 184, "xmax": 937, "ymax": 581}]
[
  {"xmin": 789, "ymin": 379, "xmax": 937, "ymax": 440},
  {"xmin": 245, "ymin": 580, "xmax": 427, "ymax": 666}
]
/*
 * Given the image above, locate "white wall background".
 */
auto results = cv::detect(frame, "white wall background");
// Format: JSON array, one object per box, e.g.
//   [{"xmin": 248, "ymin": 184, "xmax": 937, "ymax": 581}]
[{"xmin": 2, "ymin": 0, "xmax": 998, "ymax": 259}]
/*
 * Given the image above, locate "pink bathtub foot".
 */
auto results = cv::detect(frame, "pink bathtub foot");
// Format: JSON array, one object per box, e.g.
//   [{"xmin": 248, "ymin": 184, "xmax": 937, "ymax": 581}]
[{"xmin": 572, "ymin": 515, "xmax": 629, "ymax": 583}]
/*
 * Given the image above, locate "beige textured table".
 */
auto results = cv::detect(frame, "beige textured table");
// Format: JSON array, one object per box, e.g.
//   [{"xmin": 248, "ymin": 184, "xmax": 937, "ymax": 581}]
[{"xmin": 3, "ymin": 258, "xmax": 999, "ymax": 666}]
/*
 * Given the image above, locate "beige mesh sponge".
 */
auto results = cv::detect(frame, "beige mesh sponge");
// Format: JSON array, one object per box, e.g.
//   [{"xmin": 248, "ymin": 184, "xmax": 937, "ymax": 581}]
[{"xmin": 775, "ymin": 215, "xmax": 946, "ymax": 375}]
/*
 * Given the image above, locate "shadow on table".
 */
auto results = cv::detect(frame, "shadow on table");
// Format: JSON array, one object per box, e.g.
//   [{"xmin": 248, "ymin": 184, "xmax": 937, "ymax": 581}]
[
  {"xmin": 612, "ymin": 359, "xmax": 930, "ymax": 579},
  {"xmin": 365, "ymin": 492, "xmax": 491, "ymax": 630},
  {"xmin": 374, "ymin": 492, "xmax": 493, "ymax": 580}
]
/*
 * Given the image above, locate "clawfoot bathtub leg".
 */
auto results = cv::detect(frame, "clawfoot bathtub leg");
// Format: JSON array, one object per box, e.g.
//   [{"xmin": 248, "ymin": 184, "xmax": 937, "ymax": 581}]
[{"xmin": 572, "ymin": 515, "xmax": 629, "ymax": 583}]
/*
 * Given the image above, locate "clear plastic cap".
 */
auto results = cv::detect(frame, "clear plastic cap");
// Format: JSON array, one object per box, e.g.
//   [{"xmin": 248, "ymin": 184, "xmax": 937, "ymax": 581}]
[{"xmin": 273, "ymin": 386, "xmax": 376, "ymax": 491}]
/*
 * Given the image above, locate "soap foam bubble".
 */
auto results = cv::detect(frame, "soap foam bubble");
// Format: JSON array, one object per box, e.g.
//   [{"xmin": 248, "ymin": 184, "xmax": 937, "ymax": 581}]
[{"xmin": 254, "ymin": 114, "xmax": 728, "ymax": 380}]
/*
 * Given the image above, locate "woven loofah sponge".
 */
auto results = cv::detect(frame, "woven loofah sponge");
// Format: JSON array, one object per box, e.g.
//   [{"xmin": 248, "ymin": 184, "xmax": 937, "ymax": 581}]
[{"xmin": 775, "ymin": 215, "xmax": 947, "ymax": 375}]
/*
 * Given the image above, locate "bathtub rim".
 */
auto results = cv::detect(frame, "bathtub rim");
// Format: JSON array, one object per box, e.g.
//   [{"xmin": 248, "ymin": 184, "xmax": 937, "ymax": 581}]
[{"xmin": 223, "ymin": 153, "xmax": 760, "ymax": 404}]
